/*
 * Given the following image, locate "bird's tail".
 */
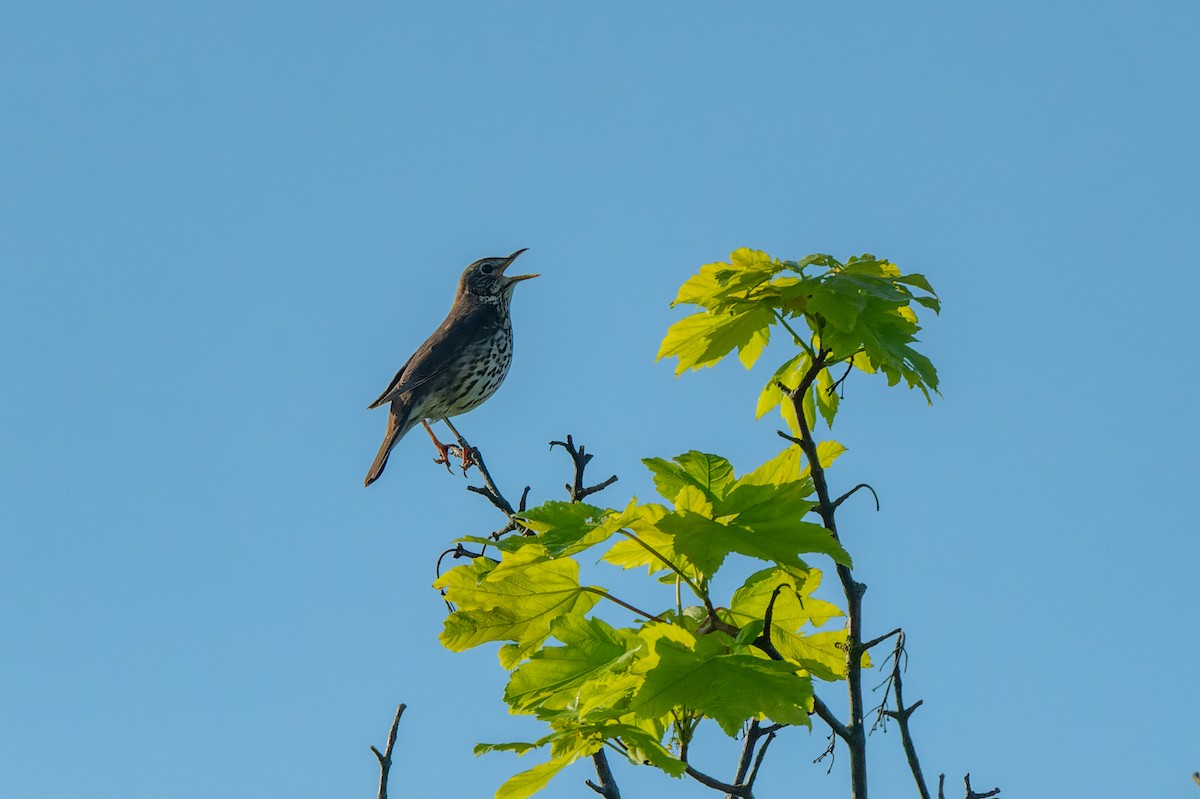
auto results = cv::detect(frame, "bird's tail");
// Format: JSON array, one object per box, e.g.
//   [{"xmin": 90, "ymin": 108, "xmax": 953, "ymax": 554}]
[{"xmin": 364, "ymin": 403, "xmax": 419, "ymax": 487}]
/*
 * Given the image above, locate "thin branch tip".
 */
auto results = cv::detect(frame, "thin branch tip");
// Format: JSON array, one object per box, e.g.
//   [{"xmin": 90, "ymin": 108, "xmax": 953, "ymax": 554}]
[
  {"xmin": 371, "ymin": 702, "xmax": 407, "ymax": 799},
  {"xmin": 832, "ymin": 483, "xmax": 881, "ymax": 512}
]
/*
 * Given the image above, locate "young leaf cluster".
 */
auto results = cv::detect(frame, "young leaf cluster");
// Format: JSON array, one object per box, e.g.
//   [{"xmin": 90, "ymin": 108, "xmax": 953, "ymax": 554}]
[
  {"xmin": 436, "ymin": 448, "xmax": 850, "ymax": 799},
  {"xmin": 658, "ymin": 248, "xmax": 939, "ymax": 431}
]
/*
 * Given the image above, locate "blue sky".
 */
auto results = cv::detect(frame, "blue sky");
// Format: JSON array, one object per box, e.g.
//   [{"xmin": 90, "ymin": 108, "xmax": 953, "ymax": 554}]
[{"xmin": 2, "ymin": 2, "xmax": 1197, "ymax": 797}]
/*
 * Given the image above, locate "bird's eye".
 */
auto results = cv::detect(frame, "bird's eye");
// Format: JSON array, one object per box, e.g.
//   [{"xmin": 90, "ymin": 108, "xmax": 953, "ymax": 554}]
[{"xmin": 480, "ymin": 264, "xmax": 494, "ymax": 275}]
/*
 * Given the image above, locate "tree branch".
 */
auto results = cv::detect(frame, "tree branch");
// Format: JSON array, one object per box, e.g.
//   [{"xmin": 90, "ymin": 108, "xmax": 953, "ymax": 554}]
[
  {"xmin": 728, "ymin": 720, "xmax": 762, "ymax": 792},
  {"xmin": 443, "ymin": 419, "xmax": 519, "ymax": 519},
  {"xmin": 785, "ymin": 350, "xmax": 869, "ymax": 797},
  {"xmin": 747, "ymin": 602, "xmax": 851, "ymax": 747},
  {"xmin": 880, "ymin": 633, "xmax": 931, "ymax": 799},
  {"xmin": 724, "ymin": 720, "xmax": 782, "ymax": 799},
  {"xmin": 750, "ymin": 585, "xmax": 786, "ymax": 654},
  {"xmin": 370, "ymin": 703, "xmax": 406, "ymax": 799},
  {"xmin": 586, "ymin": 750, "xmax": 621, "ymax": 798},
  {"xmin": 812, "ymin": 694, "xmax": 852, "ymax": 743},
  {"xmin": 860, "ymin": 627, "xmax": 901, "ymax": 654},
  {"xmin": 745, "ymin": 730, "xmax": 776, "ymax": 791},
  {"xmin": 828, "ymin": 359, "xmax": 856, "ymax": 396},
  {"xmin": 937, "ymin": 773, "xmax": 1001, "ymax": 799},
  {"xmin": 551, "ymin": 435, "xmax": 618, "ymax": 502},
  {"xmin": 685, "ymin": 764, "xmax": 751, "ymax": 797}
]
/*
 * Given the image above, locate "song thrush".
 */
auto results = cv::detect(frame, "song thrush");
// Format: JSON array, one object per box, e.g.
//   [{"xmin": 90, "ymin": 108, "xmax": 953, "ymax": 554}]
[{"xmin": 364, "ymin": 249, "xmax": 537, "ymax": 487}]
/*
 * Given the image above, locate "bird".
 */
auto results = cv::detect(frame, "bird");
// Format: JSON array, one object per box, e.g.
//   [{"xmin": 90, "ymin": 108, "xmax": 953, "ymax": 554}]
[{"xmin": 364, "ymin": 249, "xmax": 538, "ymax": 487}]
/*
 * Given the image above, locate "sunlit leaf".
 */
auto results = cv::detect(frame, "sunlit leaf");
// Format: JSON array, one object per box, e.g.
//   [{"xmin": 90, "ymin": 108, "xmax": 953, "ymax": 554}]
[
  {"xmin": 514, "ymin": 501, "xmax": 625, "ymax": 557},
  {"xmin": 494, "ymin": 755, "xmax": 576, "ymax": 799},
  {"xmin": 657, "ymin": 305, "xmax": 775, "ymax": 376},
  {"xmin": 755, "ymin": 353, "xmax": 809, "ymax": 419},
  {"xmin": 739, "ymin": 445, "xmax": 805, "ymax": 486},
  {"xmin": 738, "ymin": 324, "xmax": 770, "ymax": 369},
  {"xmin": 773, "ymin": 628, "xmax": 850, "ymax": 681},
  {"xmin": 504, "ymin": 616, "xmax": 637, "ymax": 714},
  {"xmin": 728, "ymin": 566, "xmax": 844, "ymax": 635},
  {"xmin": 601, "ymin": 503, "xmax": 700, "ymax": 580},
  {"xmin": 437, "ymin": 552, "xmax": 601, "ymax": 656},
  {"xmin": 630, "ymin": 638, "xmax": 813, "ymax": 736},
  {"xmin": 642, "ymin": 451, "xmax": 735, "ymax": 504},
  {"xmin": 815, "ymin": 365, "xmax": 840, "ymax": 428},
  {"xmin": 799, "ymin": 440, "xmax": 847, "ymax": 476}
]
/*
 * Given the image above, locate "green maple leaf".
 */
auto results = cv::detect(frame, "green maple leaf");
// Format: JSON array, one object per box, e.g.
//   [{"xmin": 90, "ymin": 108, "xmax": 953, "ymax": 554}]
[
  {"xmin": 436, "ymin": 549, "xmax": 601, "ymax": 659},
  {"xmin": 511, "ymin": 500, "xmax": 626, "ymax": 557},
  {"xmin": 661, "ymin": 249, "xmax": 940, "ymax": 403},
  {"xmin": 728, "ymin": 566, "xmax": 844, "ymax": 634},
  {"xmin": 657, "ymin": 304, "xmax": 776, "ymax": 375},
  {"xmin": 630, "ymin": 637, "xmax": 813, "ymax": 736},
  {"xmin": 773, "ymin": 628, "xmax": 852, "ymax": 681},
  {"xmin": 504, "ymin": 615, "xmax": 639, "ymax": 715},
  {"xmin": 738, "ymin": 445, "xmax": 806, "ymax": 486},
  {"xmin": 642, "ymin": 451, "xmax": 736, "ymax": 503},
  {"xmin": 754, "ymin": 352, "xmax": 811, "ymax": 419},
  {"xmin": 662, "ymin": 510, "xmax": 848, "ymax": 577},
  {"xmin": 493, "ymin": 753, "xmax": 579, "ymax": 799},
  {"xmin": 653, "ymin": 465, "xmax": 851, "ymax": 579}
]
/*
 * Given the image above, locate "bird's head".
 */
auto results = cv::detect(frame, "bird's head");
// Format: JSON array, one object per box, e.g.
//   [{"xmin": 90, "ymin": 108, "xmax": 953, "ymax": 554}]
[{"xmin": 458, "ymin": 249, "xmax": 538, "ymax": 303}]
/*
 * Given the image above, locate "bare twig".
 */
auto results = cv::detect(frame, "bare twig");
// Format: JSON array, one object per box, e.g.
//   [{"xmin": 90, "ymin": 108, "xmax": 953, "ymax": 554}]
[
  {"xmin": 937, "ymin": 772, "xmax": 1000, "ymax": 799},
  {"xmin": 370, "ymin": 703, "xmax": 406, "ymax": 799},
  {"xmin": 877, "ymin": 633, "xmax": 931, "ymax": 799},
  {"xmin": 962, "ymin": 773, "xmax": 1000, "ymax": 798},
  {"xmin": 860, "ymin": 627, "xmax": 902, "ymax": 653},
  {"xmin": 829, "ymin": 360, "xmax": 855, "ymax": 396},
  {"xmin": 831, "ymin": 483, "xmax": 880, "ymax": 513},
  {"xmin": 464, "ymin": 480, "xmax": 515, "ymax": 517},
  {"xmin": 434, "ymin": 544, "xmax": 485, "ymax": 611},
  {"xmin": 813, "ymin": 731, "xmax": 836, "ymax": 773},
  {"xmin": 551, "ymin": 435, "xmax": 618, "ymax": 501}
]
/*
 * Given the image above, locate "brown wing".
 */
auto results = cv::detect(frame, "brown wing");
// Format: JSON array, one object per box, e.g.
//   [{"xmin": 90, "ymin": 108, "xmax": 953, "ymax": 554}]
[{"xmin": 366, "ymin": 301, "xmax": 498, "ymax": 410}]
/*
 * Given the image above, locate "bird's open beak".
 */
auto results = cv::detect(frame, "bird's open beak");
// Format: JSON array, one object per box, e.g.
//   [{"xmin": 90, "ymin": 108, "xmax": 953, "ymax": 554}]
[{"xmin": 500, "ymin": 248, "xmax": 538, "ymax": 284}]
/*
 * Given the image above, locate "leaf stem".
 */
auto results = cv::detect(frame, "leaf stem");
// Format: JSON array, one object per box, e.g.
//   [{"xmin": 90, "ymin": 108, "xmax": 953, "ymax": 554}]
[
  {"xmin": 582, "ymin": 587, "xmax": 666, "ymax": 623},
  {"xmin": 615, "ymin": 529, "xmax": 711, "ymax": 612},
  {"xmin": 772, "ymin": 309, "xmax": 815, "ymax": 358}
]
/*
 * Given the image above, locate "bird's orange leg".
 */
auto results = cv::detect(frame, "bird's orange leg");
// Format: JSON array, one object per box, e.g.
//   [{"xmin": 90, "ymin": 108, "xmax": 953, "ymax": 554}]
[
  {"xmin": 421, "ymin": 419, "xmax": 460, "ymax": 473},
  {"xmin": 441, "ymin": 418, "xmax": 478, "ymax": 474}
]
